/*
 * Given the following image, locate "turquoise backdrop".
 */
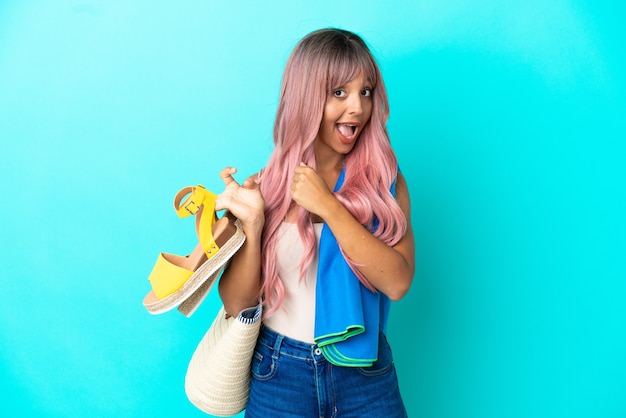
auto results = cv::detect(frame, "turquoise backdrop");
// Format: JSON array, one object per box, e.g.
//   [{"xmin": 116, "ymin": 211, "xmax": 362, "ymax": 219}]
[{"xmin": 1, "ymin": 1, "xmax": 624, "ymax": 417}]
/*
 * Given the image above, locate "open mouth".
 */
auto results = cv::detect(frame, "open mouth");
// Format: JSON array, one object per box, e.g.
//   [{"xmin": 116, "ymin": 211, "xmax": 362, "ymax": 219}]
[{"xmin": 337, "ymin": 123, "xmax": 357, "ymax": 139}]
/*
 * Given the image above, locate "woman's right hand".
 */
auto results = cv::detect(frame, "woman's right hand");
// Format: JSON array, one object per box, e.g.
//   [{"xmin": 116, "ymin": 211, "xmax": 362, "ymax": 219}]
[
  {"xmin": 215, "ymin": 167, "xmax": 265, "ymax": 315},
  {"xmin": 215, "ymin": 167, "xmax": 265, "ymax": 237}
]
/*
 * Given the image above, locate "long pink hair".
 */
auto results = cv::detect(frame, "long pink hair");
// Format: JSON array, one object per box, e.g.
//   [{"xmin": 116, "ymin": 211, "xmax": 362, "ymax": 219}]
[{"xmin": 258, "ymin": 28, "xmax": 407, "ymax": 315}]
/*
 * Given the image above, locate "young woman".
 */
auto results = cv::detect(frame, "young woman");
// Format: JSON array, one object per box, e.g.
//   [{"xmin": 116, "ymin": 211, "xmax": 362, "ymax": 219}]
[{"xmin": 215, "ymin": 28, "xmax": 415, "ymax": 417}]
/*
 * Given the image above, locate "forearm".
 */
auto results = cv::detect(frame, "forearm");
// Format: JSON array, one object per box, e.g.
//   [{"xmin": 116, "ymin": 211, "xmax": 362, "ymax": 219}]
[
  {"xmin": 322, "ymin": 201, "xmax": 414, "ymax": 300},
  {"xmin": 218, "ymin": 233, "xmax": 263, "ymax": 317}
]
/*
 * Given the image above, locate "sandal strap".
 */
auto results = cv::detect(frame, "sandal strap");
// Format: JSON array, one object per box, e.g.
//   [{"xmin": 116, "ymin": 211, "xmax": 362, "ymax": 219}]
[
  {"xmin": 173, "ymin": 185, "xmax": 221, "ymax": 260},
  {"xmin": 149, "ymin": 253, "xmax": 194, "ymax": 299}
]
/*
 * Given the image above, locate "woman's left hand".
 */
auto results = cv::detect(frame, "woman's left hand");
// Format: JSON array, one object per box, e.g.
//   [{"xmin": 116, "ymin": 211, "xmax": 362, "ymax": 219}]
[{"xmin": 290, "ymin": 163, "xmax": 337, "ymax": 218}]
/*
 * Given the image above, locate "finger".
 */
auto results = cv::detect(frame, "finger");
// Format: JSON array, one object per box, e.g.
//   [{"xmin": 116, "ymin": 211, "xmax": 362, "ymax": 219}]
[
  {"xmin": 219, "ymin": 167, "xmax": 239, "ymax": 187},
  {"xmin": 294, "ymin": 163, "xmax": 314, "ymax": 176},
  {"xmin": 214, "ymin": 194, "xmax": 228, "ymax": 211},
  {"xmin": 293, "ymin": 166, "xmax": 307, "ymax": 176},
  {"xmin": 242, "ymin": 178, "xmax": 259, "ymax": 190}
]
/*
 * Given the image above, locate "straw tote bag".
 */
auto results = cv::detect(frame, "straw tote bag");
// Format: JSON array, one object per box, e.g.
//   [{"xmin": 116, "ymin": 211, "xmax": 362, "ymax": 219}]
[{"xmin": 185, "ymin": 303, "xmax": 262, "ymax": 416}]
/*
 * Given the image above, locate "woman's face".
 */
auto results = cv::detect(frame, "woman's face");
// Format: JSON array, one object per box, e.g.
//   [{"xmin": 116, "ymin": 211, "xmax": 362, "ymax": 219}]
[{"xmin": 315, "ymin": 73, "xmax": 373, "ymax": 157}]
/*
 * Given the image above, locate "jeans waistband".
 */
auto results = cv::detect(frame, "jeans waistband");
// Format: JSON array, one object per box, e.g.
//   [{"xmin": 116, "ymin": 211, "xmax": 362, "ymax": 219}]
[{"xmin": 257, "ymin": 324, "xmax": 327, "ymax": 362}]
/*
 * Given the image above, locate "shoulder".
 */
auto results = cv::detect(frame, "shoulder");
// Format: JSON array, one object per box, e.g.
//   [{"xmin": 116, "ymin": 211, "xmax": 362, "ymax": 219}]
[
  {"xmin": 394, "ymin": 171, "xmax": 411, "ymax": 215},
  {"xmin": 396, "ymin": 171, "xmax": 408, "ymax": 189},
  {"xmin": 394, "ymin": 171, "xmax": 410, "ymax": 198}
]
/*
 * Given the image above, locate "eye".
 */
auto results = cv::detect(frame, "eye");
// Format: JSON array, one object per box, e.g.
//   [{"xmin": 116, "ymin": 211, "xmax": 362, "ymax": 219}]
[
  {"xmin": 332, "ymin": 89, "xmax": 346, "ymax": 98},
  {"xmin": 361, "ymin": 88, "xmax": 372, "ymax": 97}
]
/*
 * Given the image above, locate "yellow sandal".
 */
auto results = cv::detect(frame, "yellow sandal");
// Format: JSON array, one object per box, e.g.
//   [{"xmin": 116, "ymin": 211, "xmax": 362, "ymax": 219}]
[{"xmin": 143, "ymin": 185, "xmax": 245, "ymax": 315}]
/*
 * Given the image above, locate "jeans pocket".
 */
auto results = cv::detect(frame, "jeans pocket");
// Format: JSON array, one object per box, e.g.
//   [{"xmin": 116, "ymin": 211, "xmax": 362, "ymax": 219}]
[
  {"xmin": 251, "ymin": 345, "xmax": 278, "ymax": 381},
  {"xmin": 357, "ymin": 333, "xmax": 395, "ymax": 377}
]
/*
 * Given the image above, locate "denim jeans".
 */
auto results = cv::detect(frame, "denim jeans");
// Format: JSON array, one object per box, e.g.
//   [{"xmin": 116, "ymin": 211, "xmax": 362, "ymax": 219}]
[{"xmin": 245, "ymin": 325, "xmax": 408, "ymax": 418}]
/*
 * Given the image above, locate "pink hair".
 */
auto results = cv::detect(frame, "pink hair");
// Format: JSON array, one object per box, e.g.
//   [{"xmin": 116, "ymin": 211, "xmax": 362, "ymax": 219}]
[{"xmin": 258, "ymin": 28, "xmax": 407, "ymax": 315}]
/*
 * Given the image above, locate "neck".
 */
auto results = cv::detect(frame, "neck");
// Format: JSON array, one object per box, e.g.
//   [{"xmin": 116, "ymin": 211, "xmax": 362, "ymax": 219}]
[
  {"xmin": 314, "ymin": 146, "xmax": 345, "ymax": 176},
  {"xmin": 315, "ymin": 159, "xmax": 344, "ymax": 195}
]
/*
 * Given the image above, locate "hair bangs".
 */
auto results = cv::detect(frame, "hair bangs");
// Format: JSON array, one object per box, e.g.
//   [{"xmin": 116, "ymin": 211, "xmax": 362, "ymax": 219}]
[{"xmin": 326, "ymin": 41, "xmax": 378, "ymax": 92}]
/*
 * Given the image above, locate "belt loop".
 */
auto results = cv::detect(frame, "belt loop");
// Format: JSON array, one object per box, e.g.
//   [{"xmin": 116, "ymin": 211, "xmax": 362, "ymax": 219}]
[{"xmin": 272, "ymin": 332, "xmax": 283, "ymax": 361}]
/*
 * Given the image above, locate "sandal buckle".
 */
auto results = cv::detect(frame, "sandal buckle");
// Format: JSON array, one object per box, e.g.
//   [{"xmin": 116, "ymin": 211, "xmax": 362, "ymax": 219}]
[{"xmin": 184, "ymin": 200, "xmax": 200, "ymax": 215}]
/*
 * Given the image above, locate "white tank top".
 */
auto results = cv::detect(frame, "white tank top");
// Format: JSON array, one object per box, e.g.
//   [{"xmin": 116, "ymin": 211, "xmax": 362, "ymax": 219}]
[{"xmin": 263, "ymin": 222, "xmax": 323, "ymax": 343}]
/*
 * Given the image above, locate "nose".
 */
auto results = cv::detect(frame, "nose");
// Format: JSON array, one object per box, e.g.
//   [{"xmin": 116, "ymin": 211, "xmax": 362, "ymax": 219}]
[{"xmin": 347, "ymin": 93, "xmax": 363, "ymax": 115}]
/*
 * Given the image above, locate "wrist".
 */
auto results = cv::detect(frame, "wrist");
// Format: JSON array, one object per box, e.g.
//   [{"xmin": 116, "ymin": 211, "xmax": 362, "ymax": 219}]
[
  {"xmin": 319, "ymin": 195, "xmax": 344, "ymax": 222},
  {"xmin": 242, "ymin": 217, "xmax": 265, "ymax": 239}
]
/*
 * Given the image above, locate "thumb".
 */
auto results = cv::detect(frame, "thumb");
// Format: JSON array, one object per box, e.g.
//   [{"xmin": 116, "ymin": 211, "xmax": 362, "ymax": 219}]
[{"xmin": 242, "ymin": 178, "xmax": 259, "ymax": 189}]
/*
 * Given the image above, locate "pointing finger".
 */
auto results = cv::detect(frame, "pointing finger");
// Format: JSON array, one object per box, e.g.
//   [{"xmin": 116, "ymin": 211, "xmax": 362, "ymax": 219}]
[{"xmin": 219, "ymin": 167, "xmax": 239, "ymax": 187}]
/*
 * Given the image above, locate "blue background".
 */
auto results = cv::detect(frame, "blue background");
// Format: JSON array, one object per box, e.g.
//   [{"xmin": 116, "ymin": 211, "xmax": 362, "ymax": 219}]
[{"xmin": 1, "ymin": 1, "xmax": 624, "ymax": 417}]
